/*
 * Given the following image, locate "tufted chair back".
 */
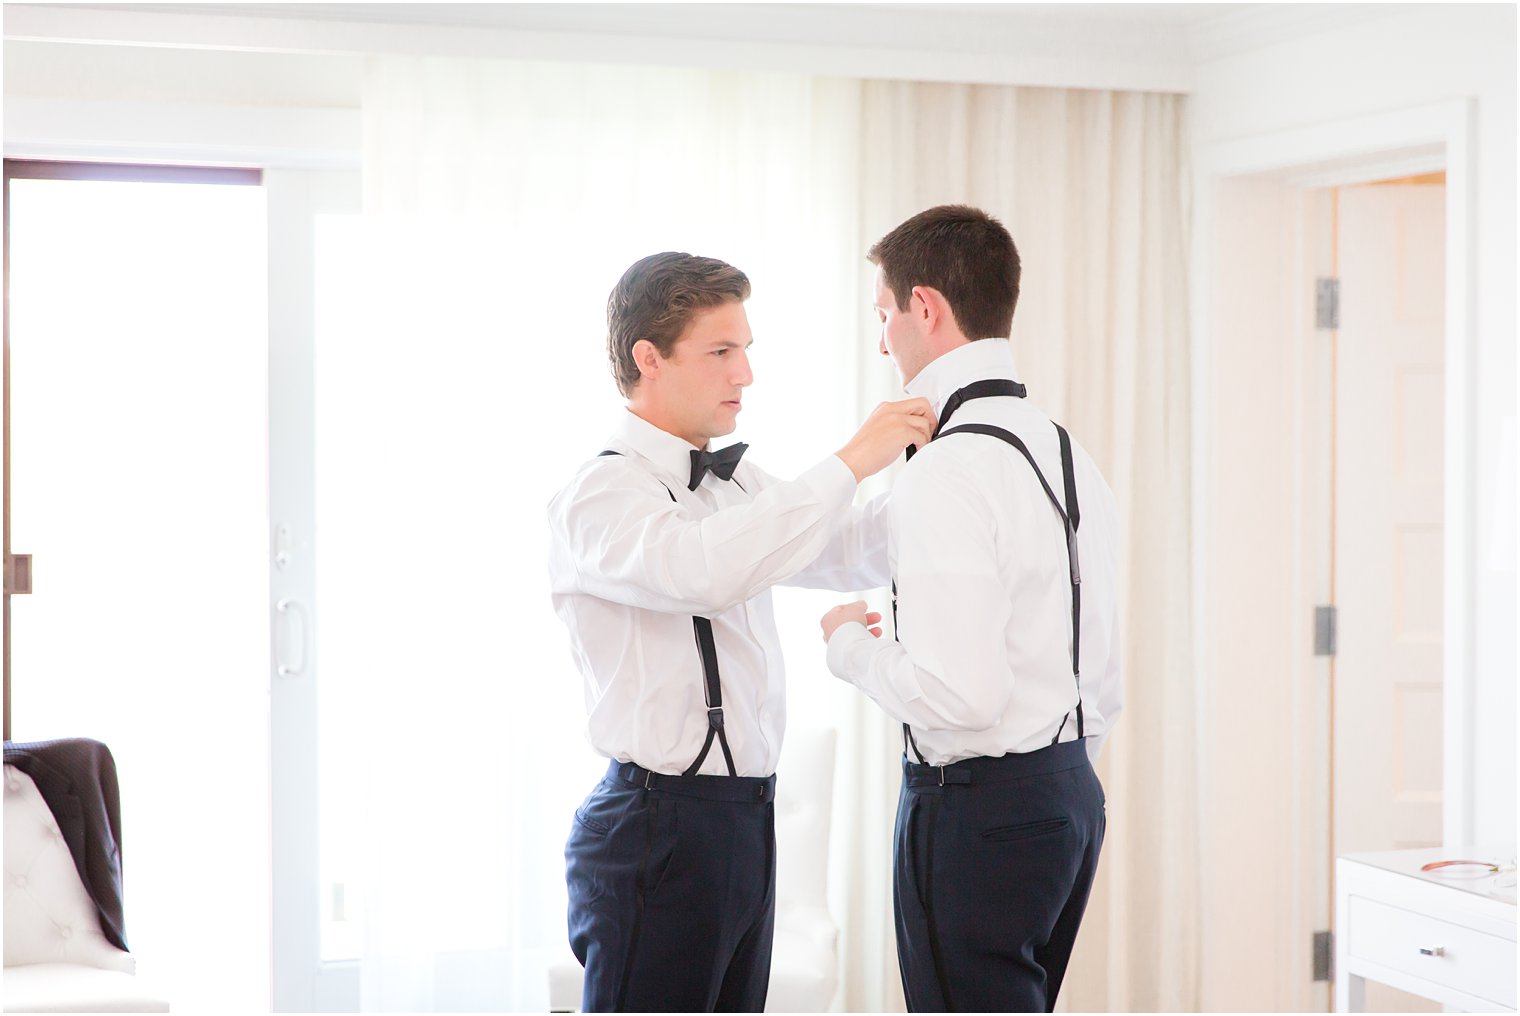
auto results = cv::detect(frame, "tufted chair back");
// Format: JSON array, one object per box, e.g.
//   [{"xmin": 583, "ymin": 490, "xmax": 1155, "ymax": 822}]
[{"xmin": 4, "ymin": 764, "xmax": 135, "ymax": 974}]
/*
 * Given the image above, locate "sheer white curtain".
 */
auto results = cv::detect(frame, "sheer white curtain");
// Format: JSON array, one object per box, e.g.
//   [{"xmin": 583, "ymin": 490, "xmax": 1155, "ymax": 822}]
[
  {"xmin": 327, "ymin": 57, "xmax": 864, "ymax": 1011},
  {"xmin": 847, "ymin": 83, "xmax": 1200, "ymax": 1012},
  {"xmin": 339, "ymin": 56, "xmax": 1196, "ymax": 1013}
]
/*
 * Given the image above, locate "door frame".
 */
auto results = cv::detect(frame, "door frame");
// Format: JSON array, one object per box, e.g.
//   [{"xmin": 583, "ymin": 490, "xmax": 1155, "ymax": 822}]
[
  {"xmin": 1194, "ymin": 97, "xmax": 1477, "ymax": 849},
  {"xmin": 1193, "ymin": 100, "xmax": 1476, "ymax": 1010}
]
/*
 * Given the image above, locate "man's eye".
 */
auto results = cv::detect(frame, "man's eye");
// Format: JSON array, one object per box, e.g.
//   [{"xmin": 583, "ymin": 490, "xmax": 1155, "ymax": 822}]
[{"xmin": 714, "ymin": 348, "xmax": 729, "ymax": 356}]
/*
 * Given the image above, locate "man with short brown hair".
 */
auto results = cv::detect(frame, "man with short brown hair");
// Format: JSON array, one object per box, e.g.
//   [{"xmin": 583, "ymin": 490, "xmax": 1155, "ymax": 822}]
[
  {"xmin": 822, "ymin": 205, "xmax": 1123, "ymax": 1012},
  {"xmin": 550, "ymin": 251, "xmax": 933, "ymax": 1012}
]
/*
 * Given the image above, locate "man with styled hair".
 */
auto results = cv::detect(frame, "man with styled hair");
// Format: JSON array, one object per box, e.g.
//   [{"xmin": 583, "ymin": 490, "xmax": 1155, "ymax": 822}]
[
  {"xmin": 821, "ymin": 205, "xmax": 1124, "ymax": 1012},
  {"xmin": 549, "ymin": 251, "xmax": 934, "ymax": 1012}
]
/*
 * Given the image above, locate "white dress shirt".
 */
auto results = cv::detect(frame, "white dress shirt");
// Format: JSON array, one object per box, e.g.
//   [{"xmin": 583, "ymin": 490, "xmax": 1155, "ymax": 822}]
[
  {"xmin": 826, "ymin": 339, "xmax": 1124, "ymax": 765},
  {"xmin": 549, "ymin": 409, "xmax": 891, "ymax": 777}
]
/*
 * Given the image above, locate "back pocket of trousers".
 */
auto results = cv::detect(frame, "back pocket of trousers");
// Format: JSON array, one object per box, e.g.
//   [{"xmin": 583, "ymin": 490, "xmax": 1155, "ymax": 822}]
[{"xmin": 981, "ymin": 817, "xmax": 1069, "ymax": 842}]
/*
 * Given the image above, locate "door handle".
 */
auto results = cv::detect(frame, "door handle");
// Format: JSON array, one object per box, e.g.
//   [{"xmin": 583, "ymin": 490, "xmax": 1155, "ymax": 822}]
[
  {"xmin": 4, "ymin": 554, "xmax": 32, "ymax": 595},
  {"xmin": 275, "ymin": 599, "xmax": 308, "ymax": 678}
]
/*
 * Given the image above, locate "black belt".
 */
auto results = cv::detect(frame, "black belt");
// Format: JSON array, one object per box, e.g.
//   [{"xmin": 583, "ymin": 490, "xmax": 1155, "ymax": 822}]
[
  {"xmin": 608, "ymin": 760, "xmax": 775, "ymax": 803},
  {"xmin": 902, "ymin": 738, "xmax": 1089, "ymax": 789}
]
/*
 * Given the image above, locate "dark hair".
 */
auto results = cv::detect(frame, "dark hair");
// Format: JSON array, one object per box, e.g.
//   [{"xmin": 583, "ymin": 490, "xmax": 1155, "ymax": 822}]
[
  {"xmin": 606, "ymin": 252, "xmax": 751, "ymax": 397},
  {"xmin": 867, "ymin": 204, "xmax": 1020, "ymax": 339}
]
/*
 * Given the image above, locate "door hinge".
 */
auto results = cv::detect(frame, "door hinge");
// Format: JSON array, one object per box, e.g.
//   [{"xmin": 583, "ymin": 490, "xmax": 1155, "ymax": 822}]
[
  {"xmin": 1314, "ymin": 605, "xmax": 1337, "ymax": 657},
  {"xmin": 1313, "ymin": 929, "xmax": 1333, "ymax": 982},
  {"xmin": 1316, "ymin": 277, "xmax": 1341, "ymax": 330}
]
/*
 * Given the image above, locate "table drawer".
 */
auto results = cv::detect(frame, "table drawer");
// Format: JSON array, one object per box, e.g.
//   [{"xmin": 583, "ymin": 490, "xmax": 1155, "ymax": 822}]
[{"xmin": 1348, "ymin": 895, "xmax": 1516, "ymax": 1007}]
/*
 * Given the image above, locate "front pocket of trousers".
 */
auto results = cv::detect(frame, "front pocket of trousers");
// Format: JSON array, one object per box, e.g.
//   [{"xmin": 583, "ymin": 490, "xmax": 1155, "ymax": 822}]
[
  {"xmin": 574, "ymin": 806, "xmax": 610, "ymax": 836},
  {"xmin": 641, "ymin": 797, "xmax": 680, "ymax": 898},
  {"xmin": 902, "ymin": 793, "xmax": 937, "ymax": 913},
  {"xmin": 981, "ymin": 817, "xmax": 1070, "ymax": 842},
  {"xmin": 573, "ymin": 779, "xmax": 622, "ymax": 837}
]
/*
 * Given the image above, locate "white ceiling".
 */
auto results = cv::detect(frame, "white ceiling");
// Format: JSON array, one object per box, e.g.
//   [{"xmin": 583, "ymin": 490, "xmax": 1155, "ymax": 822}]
[
  {"xmin": 4, "ymin": 3, "xmax": 1417, "ymax": 99},
  {"xmin": 42, "ymin": 3, "xmax": 1238, "ymax": 31}
]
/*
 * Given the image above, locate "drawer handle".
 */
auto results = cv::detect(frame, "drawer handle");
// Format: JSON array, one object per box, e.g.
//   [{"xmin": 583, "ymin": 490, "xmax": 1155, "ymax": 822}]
[{"xmin": 1418, "ymin": 946, "xmax": 1445, "ymax": 957}]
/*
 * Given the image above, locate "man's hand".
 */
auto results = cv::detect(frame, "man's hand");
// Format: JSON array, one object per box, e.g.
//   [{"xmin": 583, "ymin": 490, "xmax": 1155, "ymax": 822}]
[
  {"xmin": 835, "ymin": 398, "xmax": 936, "ymax": 482},
  {"xmin": 821, "ymin": 600, "xmax": 883, "ymax": 642}
]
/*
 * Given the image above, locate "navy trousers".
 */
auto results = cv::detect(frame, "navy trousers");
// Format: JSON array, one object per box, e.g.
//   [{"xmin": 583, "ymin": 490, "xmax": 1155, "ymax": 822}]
[
  {"xmin": 894, "ymin": 739, "xmax": 1105, "ymax": 1013},
  {"xmin": 566, "ymin": 760, "xmax": 777, "ymax": 1013}
]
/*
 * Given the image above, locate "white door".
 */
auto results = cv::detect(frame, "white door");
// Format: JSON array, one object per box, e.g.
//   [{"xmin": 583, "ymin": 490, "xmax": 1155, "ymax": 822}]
[
  {"xmin": 265, "ymin": 167, "xmax": 363, "ymax": 1012},
  {"xmin": 1333, "ymin": 182, "xmax": 1446, "ymax": 858}
]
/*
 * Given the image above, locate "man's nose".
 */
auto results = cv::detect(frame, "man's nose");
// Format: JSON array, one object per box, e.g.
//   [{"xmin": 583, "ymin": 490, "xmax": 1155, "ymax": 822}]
[{"xmin": 734, "ymin": 350, "xmax": 754, "ymax": 387}]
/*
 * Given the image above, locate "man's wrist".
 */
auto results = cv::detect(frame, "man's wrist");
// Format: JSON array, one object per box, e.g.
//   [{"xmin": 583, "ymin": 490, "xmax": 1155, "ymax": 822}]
[
  {"xmin": 801, "ymin": 455, "xmax": 859, "ymax": 506},
  {"xmin": 831, "ymin": 448, "xmax": 866, "ymax": 484},
  {"xmin": 825, "ymin": 620, "xmax": 871, "ymax": 679}
]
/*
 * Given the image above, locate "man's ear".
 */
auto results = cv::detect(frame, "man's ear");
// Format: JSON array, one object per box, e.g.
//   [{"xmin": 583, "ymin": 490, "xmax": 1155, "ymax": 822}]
[
  {"xmin": 632, "ymin": 338, "xmax": 663, "ymax": 383},
  {"xmin": 911, "ymin": 285, "xmax": 945, "ymax": 333}
]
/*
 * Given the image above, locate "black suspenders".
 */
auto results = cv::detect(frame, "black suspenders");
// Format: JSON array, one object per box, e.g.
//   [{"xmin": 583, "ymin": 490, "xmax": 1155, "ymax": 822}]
[
  {"xmin": 895, "ymin": 381, "xmax": 1085, "ymax": 763},
  {"xmin": 597, "ymin": 449, "xmax": 739, "ymax": 777},
  {"xmin": 903, "ymin": 377, "xmax": 1027, "ymax": 462}
]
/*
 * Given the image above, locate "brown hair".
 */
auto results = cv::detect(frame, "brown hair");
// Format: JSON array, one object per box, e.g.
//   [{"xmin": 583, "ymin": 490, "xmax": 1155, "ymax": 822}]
[
  {"xmin": 867, "ymin": 205, "xmax": 1020, "ymax": 340},
  {"xmin": 606, "ymin": 252, "xmax": 752, "ymax": 397}
]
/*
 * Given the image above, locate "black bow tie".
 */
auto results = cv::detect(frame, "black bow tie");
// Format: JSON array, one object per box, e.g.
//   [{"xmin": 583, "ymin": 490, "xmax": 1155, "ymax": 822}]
[{"xmin": 689, "ymin": 443, "xmax": 748, "ymax": 491}]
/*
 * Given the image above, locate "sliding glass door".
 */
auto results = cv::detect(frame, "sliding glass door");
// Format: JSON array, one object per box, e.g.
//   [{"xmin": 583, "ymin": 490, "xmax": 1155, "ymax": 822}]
[{"xmin": 4, "ymin": 161, "xmax": 271, "ymax": 1011}]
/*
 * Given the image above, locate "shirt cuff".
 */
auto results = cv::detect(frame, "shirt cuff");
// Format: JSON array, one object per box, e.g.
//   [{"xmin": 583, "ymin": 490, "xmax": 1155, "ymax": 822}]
[
  {"xmin": 798, "ymin": 455, "xmax": 858, "ymax": 512},
  {"xmin": 826, "ymin": 621, "xmax": 873, "ymax": 681}
]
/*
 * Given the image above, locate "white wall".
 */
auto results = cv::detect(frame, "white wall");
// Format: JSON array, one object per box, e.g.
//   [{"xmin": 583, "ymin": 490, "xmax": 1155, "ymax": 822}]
[{"xmin": 1192, "ymin": 3, "xmax": 1517, "ymax": 847}]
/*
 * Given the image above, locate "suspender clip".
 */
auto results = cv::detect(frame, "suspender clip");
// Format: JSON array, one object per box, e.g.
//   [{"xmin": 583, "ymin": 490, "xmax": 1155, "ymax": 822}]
[
  {"xmin": 644, "ymin": 769, "xmax": 655, "ymax": 791},
  {"xmin": 937, "ymin": 765, "xmax": 946, "ymax": 787}
]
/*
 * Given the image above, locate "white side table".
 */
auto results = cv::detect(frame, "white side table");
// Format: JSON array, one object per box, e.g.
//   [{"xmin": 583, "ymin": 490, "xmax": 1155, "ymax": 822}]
[{"xmin": 1336, "ymin": 847, "xmax": 1516, "ymax": 1012}]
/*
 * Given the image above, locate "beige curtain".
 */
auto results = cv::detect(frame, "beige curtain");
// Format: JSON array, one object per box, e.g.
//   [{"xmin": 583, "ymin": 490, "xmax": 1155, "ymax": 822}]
[{"xmin": 832, "ymin": 83, "xmax": 1200, "ymax": 1012}]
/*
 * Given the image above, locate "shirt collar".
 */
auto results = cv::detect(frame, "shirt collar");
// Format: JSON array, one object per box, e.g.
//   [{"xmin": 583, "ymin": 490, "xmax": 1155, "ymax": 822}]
[
  {"xmin": 904, "ymin": 338, "xmax": 1022, "ymax": 417},
  {"xmin": 609, "ymin": 408, "xmax": 702, "ymax": 488}
]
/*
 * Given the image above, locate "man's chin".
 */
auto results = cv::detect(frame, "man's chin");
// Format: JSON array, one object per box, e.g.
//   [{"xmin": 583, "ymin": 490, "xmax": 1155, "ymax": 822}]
[{"xmin": 706, "ymin": 415, "xmax": 739, "ymax": 440}]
